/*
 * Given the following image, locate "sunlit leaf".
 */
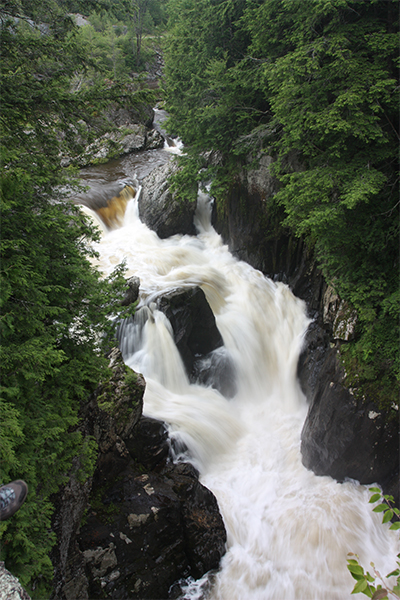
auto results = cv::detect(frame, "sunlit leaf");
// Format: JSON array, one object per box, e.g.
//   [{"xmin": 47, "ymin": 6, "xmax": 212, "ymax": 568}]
[
  {"xmin": 369, "ymin": 494, "xmax": 382, "ymax": 503},
  {"xmin": 382, "ymin": 509, "xmax": 394, "ymax": 523},
  {"xmin": 352, "ymin": 578, "xmax": 368, "ymax": 594},
  {"xmin": 348, "ymin": 564, "xmax": 365, "ymax": 575},
  {"xmin": 373, "ymin": 504, "xmax": 388, "ymax": 513},
  {"xmin": 386, "ymin": 569, "xmax": 400, "ymax": 578}
]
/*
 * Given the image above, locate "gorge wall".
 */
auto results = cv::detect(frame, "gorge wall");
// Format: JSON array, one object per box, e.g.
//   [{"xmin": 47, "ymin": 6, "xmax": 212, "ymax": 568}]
[
  {"xmin": 211, "ymin": 152, "xmax": 399, "ymax": 504},
  {"xmin": 47, "ymin": 118, "xmax": 397, "ymax": 600},
  {"xmin": 51, "ymin": 348, "xmax": 226, "ymax": 600}
]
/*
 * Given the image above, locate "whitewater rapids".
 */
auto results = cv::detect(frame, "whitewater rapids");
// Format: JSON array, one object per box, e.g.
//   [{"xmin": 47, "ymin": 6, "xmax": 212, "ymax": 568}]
[{"xmin": 89, "ymin": 189, "xmax": 399, "ymax": 600}]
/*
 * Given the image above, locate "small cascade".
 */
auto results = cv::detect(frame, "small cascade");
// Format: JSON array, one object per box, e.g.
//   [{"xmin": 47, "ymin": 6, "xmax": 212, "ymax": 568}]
[
  {"xmin": 154, "ymin": 107, "xmax": 184, "ymax": 154},
  {"xmin": 76, "ymin": 179, "xmax": 138, "ymax": 231},
  {"xmin": 95, "ymin": 184, "xmax": 136, "ymax": 229},
  {"xmin": 78, "ymin": 204, "xmax": 109, "ymax": 235}
]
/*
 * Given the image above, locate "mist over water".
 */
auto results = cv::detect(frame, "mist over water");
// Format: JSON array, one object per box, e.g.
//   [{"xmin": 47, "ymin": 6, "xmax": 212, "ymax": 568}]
[{"xmin": 86, "ymin": 176, "xmax": 399, "ymax": 599}]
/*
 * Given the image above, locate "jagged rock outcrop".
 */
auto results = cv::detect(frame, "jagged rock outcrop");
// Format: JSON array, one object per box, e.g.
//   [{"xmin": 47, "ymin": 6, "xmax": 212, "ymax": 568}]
[
  {"xmin": 120, "ymin": 276, "xmax": 140, "ymax": 307},
  {"xmin": 61, "ymin": 102, "xmax": 164, "ymax": 168},
  {"xmin": 74, "ymin": 124, "xmax": 164, "ymax": 168},
  {"xmin": 300, "ymin": 343, "xmax": 399, "ymax": 496},
  {"xmin": 51, "ymin": 348, "xmax": 226, "ymax": 600},
  {"xmin": 139, "ymin": 161, "xmax": 197, "ymax": 238},
  {"xmin": 78, "ymin": 447, "xmax": 226, "ymax": 599}
]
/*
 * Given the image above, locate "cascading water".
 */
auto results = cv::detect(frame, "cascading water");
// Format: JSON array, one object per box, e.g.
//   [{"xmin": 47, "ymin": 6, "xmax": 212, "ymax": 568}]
[{"xmin": 86, "ymin": 179, "xmax": 399, "ymax": 600}]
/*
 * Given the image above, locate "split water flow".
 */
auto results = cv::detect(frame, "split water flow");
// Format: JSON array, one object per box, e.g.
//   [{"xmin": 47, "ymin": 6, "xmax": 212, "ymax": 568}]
[{"xmin": 78, "ymin": 127, "xmax": 399, "ymax": 599}]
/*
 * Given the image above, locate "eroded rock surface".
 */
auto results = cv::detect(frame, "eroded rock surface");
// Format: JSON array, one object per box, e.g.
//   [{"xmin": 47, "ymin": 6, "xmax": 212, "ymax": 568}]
[
  {"xmin": 51, "ymin": 348, "xmax": 226, "ymax": 599},
  {"xmin": 139, "ymin": 161, "xmax": 197, "ymax": 238},
  {"xmin": 78, "ymin": 455, "xmax": 226, "ymax": 599}
]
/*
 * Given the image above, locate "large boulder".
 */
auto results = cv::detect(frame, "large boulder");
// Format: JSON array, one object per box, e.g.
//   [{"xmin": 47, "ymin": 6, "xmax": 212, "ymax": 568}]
[
  {"xmin": 120, "ymin": 276, "xmax": 140, "ymax": 308},
  {"xmin": 104, "ymin": 103, "xmax": 155, "ymax": 129},
  {"xmin": 156, "ymin": 286, "xmax": 237, "ymax": 397},
  {"xmin": 138, "ymin": 161, "xmax": 197, "ymax": 238},
  {"xmin": 78, "ymin": 451, "xmax": 226, "ymax": 599},
  {"xmin": 300, "ymin": 345, "xmax": 399, "ymax": 502}
]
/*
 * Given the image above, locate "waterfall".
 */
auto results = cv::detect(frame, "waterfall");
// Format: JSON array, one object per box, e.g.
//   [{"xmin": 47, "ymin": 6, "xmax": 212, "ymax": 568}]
[{"xmin": 90, "ymin": 186, "xmax": 399, "ymax": 600}]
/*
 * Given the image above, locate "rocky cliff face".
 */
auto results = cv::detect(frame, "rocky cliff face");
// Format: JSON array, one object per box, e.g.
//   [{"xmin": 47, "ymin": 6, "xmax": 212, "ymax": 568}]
[
  {"xmin": 51, "ymin": 349, "xmax": 226, "ymax": 600},
  {"xmin": 212, "ymin": 152, "xmax": 399, "ymax": 502},
  {"xmin": 61, "ymin": 102, "xmax": 164, "ymax": 169}
]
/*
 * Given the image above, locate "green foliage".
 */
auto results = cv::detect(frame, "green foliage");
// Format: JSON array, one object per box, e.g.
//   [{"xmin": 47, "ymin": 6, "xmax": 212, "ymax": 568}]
[
  {"xmin": 368, "ymin": 488, "xmax": 400, "ymax": 531},
  {"xmin": 164, "ymin": 0, "xmax": 259, "ymax": 154},
  {"xmin": 89, "ymin": 485, "xmax": 120, "ymax": 524},
  {"xmin": 167, "ymin": 155, "xmax": 202, "ymax": 201},
  {"xmin": 163, "ymin": 0, "xmax": 399, "ymax": 411},
  {"xmin": 76, "ymin": 3, "xmax": 165, "ymax": 76},
  {"xmin": 0, "ymin": 0, "xmax": 144, "ymax": 594},
  {"xmin": 347, "ymin": 489, "xmax": 400, "ymax": 598}
]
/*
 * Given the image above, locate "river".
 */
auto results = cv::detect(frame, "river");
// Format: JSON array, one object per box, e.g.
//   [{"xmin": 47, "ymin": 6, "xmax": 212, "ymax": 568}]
[{"xmin": 77, "ymin": 111, "xmax": 399, "ymax": 600}]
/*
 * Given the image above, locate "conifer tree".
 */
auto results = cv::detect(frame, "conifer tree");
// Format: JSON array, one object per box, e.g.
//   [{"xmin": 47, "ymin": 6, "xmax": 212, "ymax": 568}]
[{"xmin": 0, "ymin": 0, "xmax": 141, "ymax": 593}]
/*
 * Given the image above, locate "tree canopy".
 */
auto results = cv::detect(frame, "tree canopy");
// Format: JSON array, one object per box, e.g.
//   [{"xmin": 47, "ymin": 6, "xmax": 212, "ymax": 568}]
[{"xmin": 163, "ymin": 0, "xmax": 399, "ymax": 411}]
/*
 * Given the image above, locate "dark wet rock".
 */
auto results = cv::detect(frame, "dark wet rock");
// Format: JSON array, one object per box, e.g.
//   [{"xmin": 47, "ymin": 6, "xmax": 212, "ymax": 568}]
[
  {"xmin": 51, "ymin": 457, "xmax": 92, "ymax": 600},
  {"xmin": 51, "ymin": 348, "xmax": 145, "ymax": 599},
  {"xmin": 125, "ymin": 416, "xmax": 170, "ymax": 471},
  {"xmin": 300, "ymin": 346, "xmax": 399, "ymax": 503},
  {"xmin": 120, "ymin": 276, "xmax": 140, "ymax": 307},
  {"xmin": 174, "ymin": 463, "xmax": 227, "ymax": 579},
  {"xmin": 192, "ymin": 347, "xmax": 237, "ymax": 399},
  {"xmin": 298, "ymin": 285, "xmax": 399, "ymax": 505},
  {"xmin": 51, "ymin": 348, "xmax": 226, "ymax": 599},
  {"xmin": 156, "ymin": 287, "xmax": 223, "ymax": 369},
  {"xmin": 212, "ymin": 152, "xmax": 303, "ymax": 278},
  {"xmin": 155, "ymin": 286, "xmax": 236, "ymax": 397},
  {"xmin": 139, "ymin": 161, "xmax": 197, "ymax": 238},
  {"xmin": 77, "ymin": 452, "xmax": 226, "ymax": 600}
]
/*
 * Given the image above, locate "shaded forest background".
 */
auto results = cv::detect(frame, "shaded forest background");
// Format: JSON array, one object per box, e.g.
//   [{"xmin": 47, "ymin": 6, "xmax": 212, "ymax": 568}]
[{"xmin": 0, "ymin": 0, "xmax": 398, "ymax": 596}]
